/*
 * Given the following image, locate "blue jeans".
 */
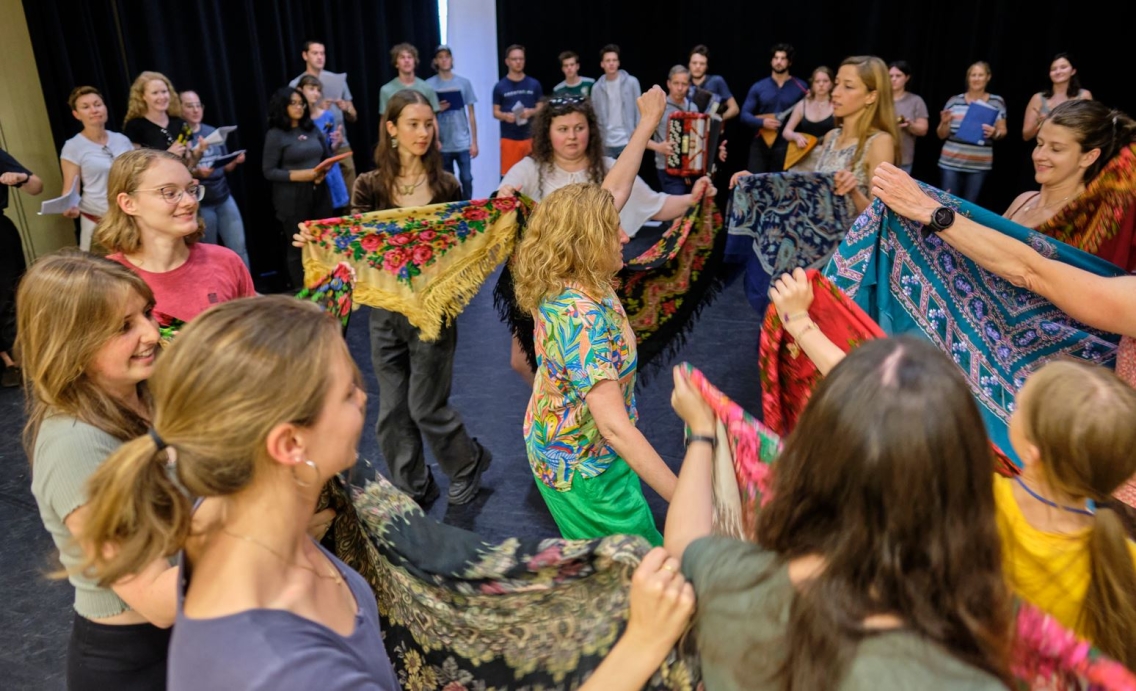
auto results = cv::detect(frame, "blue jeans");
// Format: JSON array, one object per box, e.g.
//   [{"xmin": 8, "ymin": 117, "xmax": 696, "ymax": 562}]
[
  {"xmin": 938, "ymin": 167, "xmax": 988, "ymax": 204},
  {"xmin": 899, "ymin": 163, "xmax": 913, "ymax": 174},
  {"xmin": 199, "ymin": 196, "xmax": 250, "ymax": 267},
  {"xmin": 656, "ymin": 168, "xmax": 691, "ymax": 195},
  {"xmin": 605, "ymin": 145, "xmax": 626, "ymax": 159},
  {"xmin": 442, "ymin": 150, "xmax": 473, "ymax": 201}
]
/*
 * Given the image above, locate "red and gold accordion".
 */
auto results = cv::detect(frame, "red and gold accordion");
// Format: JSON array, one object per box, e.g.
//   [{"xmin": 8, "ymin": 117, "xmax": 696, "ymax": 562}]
[{"xmin": 665, "ymin": 111, "xmax": 721, "ymax": 177}]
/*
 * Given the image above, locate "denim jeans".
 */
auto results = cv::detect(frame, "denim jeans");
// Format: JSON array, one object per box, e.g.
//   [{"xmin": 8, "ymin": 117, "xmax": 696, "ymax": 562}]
[
  {"xmin": 605, "ymin": 144, "xmax": 626, "ymax": 159},
  {"xmin": 939, "ymin": 167, "xmax": 989, "ymax": 204},
  {"xmin": 199, "ymin": 196, "xmax": 250, "ymax": 267},
  {"xmin": 443, "ymin": 150, "xmax": 473, "ymax": 200},
  {"xmin": 656, "ymin": 168, "xmax": 691, "ymax": 194},
  {"xmin": 899, "ymin": 163, "xmax": 914, "ymax": 174}
]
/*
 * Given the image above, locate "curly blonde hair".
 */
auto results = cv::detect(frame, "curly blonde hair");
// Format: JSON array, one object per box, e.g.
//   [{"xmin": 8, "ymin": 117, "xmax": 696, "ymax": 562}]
[
  {"xmin": 512, "ymin": 183, "xmax": 622, "ymax": 313},
  {"xmin": 94, "ymin": 148, "xmax": 204, "ymax": 254},
  {"xmin": 123, "ymin": 71, "xmax": 182, "ymax": 126}
]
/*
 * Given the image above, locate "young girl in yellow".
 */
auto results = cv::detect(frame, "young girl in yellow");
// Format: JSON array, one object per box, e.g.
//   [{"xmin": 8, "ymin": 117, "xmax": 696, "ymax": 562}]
[{"xmin": 999, "ymin": 360, "xmax": 1136, "ymax": 669}]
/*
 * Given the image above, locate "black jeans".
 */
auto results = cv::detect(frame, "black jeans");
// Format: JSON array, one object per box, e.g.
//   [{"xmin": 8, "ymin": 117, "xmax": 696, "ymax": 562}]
[
  {"xmin": 0, "ymin": 214, "xmax": 25, "ymax": 354},
  {"xmin": 369, "ymin": 307, "xmax": 482, "ymax": 499},
  {"xmin": 67, "ymin": 613, "xmax": 170, "ymax": 691},
  {"xmin": 747, "ymin": 136, "xmax": 788, "ymax": 174}
]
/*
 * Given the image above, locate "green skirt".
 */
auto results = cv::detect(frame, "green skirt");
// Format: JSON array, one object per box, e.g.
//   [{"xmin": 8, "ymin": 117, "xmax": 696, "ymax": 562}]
[{"xmin": 534, "ymin": 459, "xmax": 663, "ymax": 546}]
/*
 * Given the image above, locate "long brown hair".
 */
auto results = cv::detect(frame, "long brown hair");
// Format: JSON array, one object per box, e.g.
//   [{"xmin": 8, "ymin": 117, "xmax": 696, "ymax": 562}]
[
  {"xmin": 1022, "ymin": 361, "xmax": 1136, "ymax": 668},
  {"xmin": 123, "ymin": 71, "xmax": 182, "ymax": 125},
  {"xmin": 746, "ymin": 337, "xmax": 1012, "ymax": 688},
  {"xmin": 18, "ymin": 250, "xmax": 154, "ymax": 462},
  {"xmin": 512, "ymin": 183, "xmax": 621, "ymax": 313},
  {"xmin": 371, "ymin": 90, "xmax": 455, "ymax": 210},
  {"xmin": 528, "ymin": 98, "xmax": 607, "ymax": 198},
  {"xmin": 839, "ymin": 56, "xmax": 900, "ymax": 173},
  {"xmin": 78, "ymin": 296, "xmax": 351, "ymax": 586},
  {"xmin": 93, "ymin": 148, "xmax": 205, "ymax": 254}
]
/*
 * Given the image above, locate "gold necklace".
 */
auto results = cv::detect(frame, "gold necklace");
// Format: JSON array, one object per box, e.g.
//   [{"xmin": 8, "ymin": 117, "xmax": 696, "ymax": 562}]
[
  {"xmin": 395, "ymin": 174, "xmax": 426, "ymax": 195},
  {"xmin": 1023, "ymin": 189, "xmax": 1079, "ymax": 213},
  {"xmin": 221, "ymin": 528, "xmax": 344, "ymax": 585}
]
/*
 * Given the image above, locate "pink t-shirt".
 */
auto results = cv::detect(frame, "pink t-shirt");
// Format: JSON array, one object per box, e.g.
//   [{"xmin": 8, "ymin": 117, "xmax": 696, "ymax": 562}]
[{"xmin": 110, "ymin": 243, "xmax": 256, "ymax": 323}]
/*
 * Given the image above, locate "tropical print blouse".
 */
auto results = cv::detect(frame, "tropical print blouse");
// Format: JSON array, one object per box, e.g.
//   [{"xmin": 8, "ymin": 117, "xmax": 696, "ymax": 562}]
[{"xmin": 524, "ymin": 284, "xmax": 637, "ymax": 491}]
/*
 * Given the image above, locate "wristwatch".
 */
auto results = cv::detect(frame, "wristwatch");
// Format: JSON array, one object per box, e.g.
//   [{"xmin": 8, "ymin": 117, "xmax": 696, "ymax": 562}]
[{"xmin": 926, "ymin": 206, "xmax": 956, "ymax": 232}]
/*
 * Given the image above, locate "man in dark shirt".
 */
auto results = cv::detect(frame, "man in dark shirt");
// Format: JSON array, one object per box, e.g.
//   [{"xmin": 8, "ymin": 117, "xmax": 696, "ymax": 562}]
[
  {"xmin": 688, "ymin": 45, "xmax": 738, "ymax": 121},
  {"xmin": 740, "ymin": 43, "xmax": 809, "ymax": 173},
  {"xmin": 0, "ymin": 149, "xmax": 43, "ymax": 386}
]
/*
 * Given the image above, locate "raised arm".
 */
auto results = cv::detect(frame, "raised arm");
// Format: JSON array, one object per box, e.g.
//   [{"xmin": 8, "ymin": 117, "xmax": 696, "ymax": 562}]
[
  {"xmin": 873, "ymin": 162, "xmax": 1136, "ymax": 336},
  {"xmin": 602, "ymin": 86, "xmax": 666, "ymax": 213},
  {"xmin": 663, "ymin": 367, "xmax": 717, "ymax": 559}
]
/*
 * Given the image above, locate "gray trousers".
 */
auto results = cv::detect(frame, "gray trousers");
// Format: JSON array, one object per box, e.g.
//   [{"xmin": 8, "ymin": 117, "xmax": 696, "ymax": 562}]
[{"xmin": 369, "ymin": 307, "xmax": 479, "ymax": 498}]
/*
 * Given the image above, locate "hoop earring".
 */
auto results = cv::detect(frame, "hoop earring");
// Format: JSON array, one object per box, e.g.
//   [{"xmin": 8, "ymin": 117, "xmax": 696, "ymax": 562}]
[{"xmin": 292, "ymin": 459, "xmax": 321, "ymax": 488}]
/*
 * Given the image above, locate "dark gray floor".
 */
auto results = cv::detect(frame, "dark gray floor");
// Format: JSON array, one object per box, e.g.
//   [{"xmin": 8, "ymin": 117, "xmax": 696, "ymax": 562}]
[{"xmin": 0, "ymin": 257, "xmax": 761, "ymax": 689}]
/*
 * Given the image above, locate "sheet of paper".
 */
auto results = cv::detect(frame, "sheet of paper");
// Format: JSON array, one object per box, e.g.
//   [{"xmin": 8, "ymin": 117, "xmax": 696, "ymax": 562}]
[
  {"xmin": 203, "ymin": 125, "xmax": 237, "ymax": 146},
  {"xmin": 38, "ymin": 177, "xmax": 80, "ymax": 215},
  {"xmin": 199, "ymin": 149, "xmax": 247, "ymax": 168}
]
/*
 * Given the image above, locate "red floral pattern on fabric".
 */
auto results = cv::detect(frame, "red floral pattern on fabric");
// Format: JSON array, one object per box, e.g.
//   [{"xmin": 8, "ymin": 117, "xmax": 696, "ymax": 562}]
[{"xmin": 1036, "ymin": 143, "xmax": 1136, "ymax": 272}]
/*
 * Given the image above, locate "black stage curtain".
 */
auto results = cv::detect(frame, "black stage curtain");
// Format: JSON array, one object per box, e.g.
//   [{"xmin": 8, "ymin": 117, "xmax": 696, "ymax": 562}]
[
  {"xmin": 23, "ymin": 0, "xmax": 440, "ymax": 289},
  {"xmin": 496, "ymin": 1, "xmax": 1135, "ymax": 214}
]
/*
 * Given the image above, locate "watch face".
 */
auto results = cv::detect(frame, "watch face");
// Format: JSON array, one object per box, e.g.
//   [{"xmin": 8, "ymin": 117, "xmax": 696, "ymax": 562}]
[{"xmin": 933, "ymin": 206, "xmax": 955, "ymax": 229}]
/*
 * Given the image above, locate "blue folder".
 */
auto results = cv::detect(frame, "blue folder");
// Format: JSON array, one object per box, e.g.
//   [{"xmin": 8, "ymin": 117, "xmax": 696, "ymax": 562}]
[
  {"xmin": 954, "ymin": 100, "xmax": 1000, "ymax": 145},
  {"xmin": 438, "ymin": 90, "xmax": 465, "ymax": 111}
]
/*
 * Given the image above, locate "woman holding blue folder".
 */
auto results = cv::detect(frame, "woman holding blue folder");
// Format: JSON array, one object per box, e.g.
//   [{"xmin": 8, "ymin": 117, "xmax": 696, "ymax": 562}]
[{"xmin": 936, "ymin": 61, "xmax": 1007, "ymax": 203}]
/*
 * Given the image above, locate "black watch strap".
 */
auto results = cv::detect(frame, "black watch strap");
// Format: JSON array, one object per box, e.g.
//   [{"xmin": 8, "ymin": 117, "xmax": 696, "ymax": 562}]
[{"xmin": 927, "ymin": 206, "xmax": 956, "ymax": 232}]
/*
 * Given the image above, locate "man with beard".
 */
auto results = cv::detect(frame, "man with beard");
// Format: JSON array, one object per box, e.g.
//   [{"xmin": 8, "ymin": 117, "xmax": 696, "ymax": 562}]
[
  {"xmin": 688, "ymin": 45, "xmax": 739, "ymax": 121},
  {"xmin": 740, "ymin": 43, "xmax": 808, "ymax": 172}
]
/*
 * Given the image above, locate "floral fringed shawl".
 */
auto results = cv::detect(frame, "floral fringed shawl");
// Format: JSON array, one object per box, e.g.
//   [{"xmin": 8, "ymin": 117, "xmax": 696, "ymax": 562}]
[{"xmin": 301, "ymin": 196, "xmax": 533, "ymax": 341}]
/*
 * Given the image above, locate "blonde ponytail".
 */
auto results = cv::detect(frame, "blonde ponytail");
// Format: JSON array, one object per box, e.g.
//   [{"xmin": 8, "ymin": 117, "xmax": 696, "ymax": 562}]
[{"xmin": 79, "ymin": 434, "xmax": 192, "ymax": 586}]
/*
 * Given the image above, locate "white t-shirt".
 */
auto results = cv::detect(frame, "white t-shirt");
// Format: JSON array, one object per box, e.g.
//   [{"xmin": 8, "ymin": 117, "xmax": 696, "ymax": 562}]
[
  {"xmin": 602, "ymin": 78, "xmax": 628, "ymax": 147},
  {"xmin": 499, "ymin": 156, "xmax": 666, "ymax": 236},
  {"xmin": 60, "ymin": 131, "xmax": 135, "ymax": 216}
]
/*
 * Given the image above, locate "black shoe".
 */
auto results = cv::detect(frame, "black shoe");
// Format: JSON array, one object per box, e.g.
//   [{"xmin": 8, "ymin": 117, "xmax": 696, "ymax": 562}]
[
  {"xmin": 448, "ymin": 441, "xmax": 492, "ymax": 505},
  {"xmin": 413, "ymin": 476, "xmax": 441, "ymax": 507}
]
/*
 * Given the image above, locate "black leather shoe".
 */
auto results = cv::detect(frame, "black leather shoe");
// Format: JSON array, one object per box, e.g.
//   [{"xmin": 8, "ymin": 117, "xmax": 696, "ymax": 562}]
[
  {"xmin": 414, "ymin": 476, "xmax": 441, "ymax": 507},
  {"xmin": 448, "ymin": 441, "xmax": 492, "ymax": 505}
]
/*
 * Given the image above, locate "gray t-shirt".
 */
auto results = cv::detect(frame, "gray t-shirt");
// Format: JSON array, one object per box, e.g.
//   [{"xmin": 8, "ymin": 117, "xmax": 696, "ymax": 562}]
[
  {"xmin": 168, "ymin": 544, "xmax": 399, "ymax": 690},
  {"xmin": 498, "ymin": 156, "xmax": 666, "ymax": 236},
  {"xmin": 893, "ymin": 92, "xmax": 929, "ymax": 167},
  {"xmin": 602, "ymin": 77, "xmax": 628, "ymax": 147},
  {"xmin": 426, "ymin": 73, "xmax": 477, "ymax": 153},
  {"xmin": 31, "ymin": 415, "xmax": 130, "ymax": 619},
  {"xmin": 682, "ymin": 536, "xmax": 1005, "ymax": 691},
  {"xmin": 60, "ymin": 131, "xmax": 134, "ymax": 216}
]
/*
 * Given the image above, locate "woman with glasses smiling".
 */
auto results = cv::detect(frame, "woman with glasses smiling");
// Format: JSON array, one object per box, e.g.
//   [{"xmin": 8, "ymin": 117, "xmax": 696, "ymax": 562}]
[
  {"xmin": 263, "ymin": 86, "xmax": 334, "ymax": 290},
  {"xmin": 59, "ymin": 86, "xmax": 135, "ymax": 251},
  {"xmin": 94, "ymin": 149, "xmax": 255, "ymax": 330}
]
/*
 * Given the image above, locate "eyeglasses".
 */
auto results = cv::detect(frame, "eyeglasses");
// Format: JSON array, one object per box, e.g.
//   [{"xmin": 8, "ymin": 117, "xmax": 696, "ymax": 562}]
[
  {"xmin": 101, "ymin": 145, "xmax": 114, "ymax": 157},
  {"xmin": 182, "ymin": 102, "xmax": 202, "ymax": 108},
  {"xmin": 547, "ymin": 95, "xmax": 586, "ymax": 112},
  {"xmin": 134, "ymin": 184, "xmax": 205, "ymax": 204}
]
